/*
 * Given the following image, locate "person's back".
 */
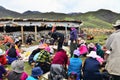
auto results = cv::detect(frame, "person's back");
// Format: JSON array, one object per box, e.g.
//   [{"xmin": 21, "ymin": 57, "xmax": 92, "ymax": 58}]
[
  {"xmin": 7, "ymin": 60, "xmax": 28, "ymax": 80},
  {"xmin": 82, "ymin": 51, "xmax": 103, "ymax": 80},
  {"xmin": 7, "ymin": 71, "xmax": 28, "ymax": 80},
  {"xmin": 49, "ymin": 49, "xmax": 68, "ymax": 80},
  {"xmin": 105, "ymin": 20, "xmax": 120, "ymax": 79},
  {"xmin": 52, "ymin": 49, "xmax": 68, "ymax": 65},
  {"xmin": 68, "ymin": 58, "xmax": 82, "ymax": 79},
  {"xmin": 68, "ymin": 50, "xmax": 82, "ymax": 80}
]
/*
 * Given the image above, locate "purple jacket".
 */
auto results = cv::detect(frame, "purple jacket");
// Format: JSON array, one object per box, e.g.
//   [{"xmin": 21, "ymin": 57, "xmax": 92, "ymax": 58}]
[{"xmin": 70, "ymin": 29, "xmax": 78, "ymax": 41}]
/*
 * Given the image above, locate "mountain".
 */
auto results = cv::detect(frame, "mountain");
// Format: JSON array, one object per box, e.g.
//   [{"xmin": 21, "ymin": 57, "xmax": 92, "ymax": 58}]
[
  {"xmin": 0, "ymin": 6, "xmax": 22, "ymax": 18},
  {"xmin": 66, "ymin": 9, "xmax": 120, "ymax": 28},
  {"xmin": 0, "ymin": 6, "xmax": 120, "ymax": 28},
  {"xmin": 84, "ymin": 9, "xmax": 120, "ymax": 23},
  {"xmin": 22, "ymin": 11, "xmax": 70, "ymax": 19}
]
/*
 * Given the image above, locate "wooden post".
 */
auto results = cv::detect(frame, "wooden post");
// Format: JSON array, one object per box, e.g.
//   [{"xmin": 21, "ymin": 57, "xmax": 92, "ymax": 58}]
[
  {"xmin": 34, "ymin": 25, "xmax": 37, "ymax": 41},
  {"xmin": 21, "ymin": 26, "xmax": 24, "ymax": 44},
  {"xmin": 3, "ymin": 24, "xmax": 6, "ymax": 34},
  {"xmin": 65, "ymin": 25, "xmax": 67, "ymax": 38}
]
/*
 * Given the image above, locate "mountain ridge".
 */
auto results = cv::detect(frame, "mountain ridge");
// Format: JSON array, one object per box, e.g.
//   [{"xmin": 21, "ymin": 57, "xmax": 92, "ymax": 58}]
[{"xmin": 0, "ymin": 6, "xmax": 120, "ymax": 28}]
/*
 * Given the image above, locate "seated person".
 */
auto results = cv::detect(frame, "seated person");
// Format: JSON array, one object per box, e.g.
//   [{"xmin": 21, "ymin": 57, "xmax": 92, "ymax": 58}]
[
  {"xmin": 0, "ymin": 49, "xmax": 7, "ymax": 65},
  {"xmin": 7, "ymin": 60, "xmax": 28, "ymax": 80},
  {"xmin": 26, "ymin": 67, "xmax": 43, "ymax": 80},
  {"xmin": 0, "ymin": 63, "xmax": 7, "ymax": 80}
]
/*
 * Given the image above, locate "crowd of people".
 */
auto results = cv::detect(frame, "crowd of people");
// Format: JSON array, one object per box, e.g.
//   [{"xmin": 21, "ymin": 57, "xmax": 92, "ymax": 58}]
[{"xmin": 0, "ymin": 20, "xmax": 120, "ymax": 80}]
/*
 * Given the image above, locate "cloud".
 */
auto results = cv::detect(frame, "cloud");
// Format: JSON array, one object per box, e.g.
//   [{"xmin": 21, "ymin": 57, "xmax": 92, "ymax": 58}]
[{"xmin": 0, "ymin": 0, "xmax": 120, "ymax": 13}]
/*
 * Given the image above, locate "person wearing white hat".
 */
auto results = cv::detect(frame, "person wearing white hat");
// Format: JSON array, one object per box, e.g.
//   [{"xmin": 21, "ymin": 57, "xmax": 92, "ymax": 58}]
[
  {"xmin": 105, "ymin": 20, "xmax": 120, "ymax": 80},
  {"xmin": 82, "ymin": 51, "xmax": 104, "ymax": 80}
]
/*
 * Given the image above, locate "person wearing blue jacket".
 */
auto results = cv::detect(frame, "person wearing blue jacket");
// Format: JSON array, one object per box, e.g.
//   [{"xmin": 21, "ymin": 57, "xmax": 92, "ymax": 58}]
[{"xmin": 68, "ymin": 49, "xmax": 82, "ymax": 80}]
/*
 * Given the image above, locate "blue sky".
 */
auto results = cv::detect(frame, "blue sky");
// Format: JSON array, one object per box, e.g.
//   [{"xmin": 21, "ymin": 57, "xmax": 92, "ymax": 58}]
[{"xmin": 0, "ymin": 0, "xmax": 120, "ymax": 13}]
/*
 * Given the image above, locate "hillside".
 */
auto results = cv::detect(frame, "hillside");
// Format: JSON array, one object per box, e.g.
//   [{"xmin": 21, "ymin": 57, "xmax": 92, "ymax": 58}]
[
  {"xmin": 0, "ymin": 6, "xmax": 120, "ymax": 28},
  {"xmin": 0, "ymin": 6, "xmax": 22, "ymax": 18}
]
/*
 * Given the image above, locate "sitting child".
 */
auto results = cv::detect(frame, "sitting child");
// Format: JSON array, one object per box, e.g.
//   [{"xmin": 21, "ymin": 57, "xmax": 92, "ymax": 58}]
[
  {"xmin": 68, "ymin": 72, "xmax": 78, "ymax": 80},
  {"xmin": 26, "ymin": 67, "xmax": 43, "ymax": 80}
]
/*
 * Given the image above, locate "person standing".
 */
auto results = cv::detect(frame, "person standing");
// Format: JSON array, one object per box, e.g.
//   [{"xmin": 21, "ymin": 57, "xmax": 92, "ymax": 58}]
[
  {"xmin": 105, "ymin": 20, "xmax": 120, "ymax": 80},
  {"xmin": 48, "ymin": 31, "xmax": 64, "ymax": 51},
  {"xmin": 70, "ymin": 27, "xmax": 78, "ymax": 57}
]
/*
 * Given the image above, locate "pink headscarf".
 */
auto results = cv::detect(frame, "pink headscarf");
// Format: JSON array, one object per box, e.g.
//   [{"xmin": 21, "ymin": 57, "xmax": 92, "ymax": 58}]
[{"xmin": 44, "ymin": 47, "xmax": 50, "ymax": 53}]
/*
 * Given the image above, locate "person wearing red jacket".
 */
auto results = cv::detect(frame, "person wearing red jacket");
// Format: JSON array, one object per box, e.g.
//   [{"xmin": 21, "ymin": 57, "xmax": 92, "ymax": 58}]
[{"xmin": 0, "ymin": 49, "xmax": 7, "ymax": 65}]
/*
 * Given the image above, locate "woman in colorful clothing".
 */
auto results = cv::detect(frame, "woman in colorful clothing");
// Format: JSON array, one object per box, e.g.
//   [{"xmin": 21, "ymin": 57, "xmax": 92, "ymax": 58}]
[
  {"xmin": 48, "ymin": 49, "xmax": 68, "ymax": 80},
  {"xmin": 6, "ymin": 44, "xmax": 21, "ymax": 64},
  {"xmin": 34, "ymin": 46, "xmax": 51, "ymax": 74}
]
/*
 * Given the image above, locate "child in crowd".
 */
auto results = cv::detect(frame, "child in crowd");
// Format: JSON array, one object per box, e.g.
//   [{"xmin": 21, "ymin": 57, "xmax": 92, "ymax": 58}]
[
  {"xmin": 0, "ymin": 63, "xmax": 7, "ymax": 80},
  {"xmin": 26, "ymin": 67, "xmax": 43, "ymax": 80},
  {"xmin": 0, "ymin": 49, "xmax": 7, "ymax": 65},
  {"xmin": 68, "ymin": 72, "xmax": 78, "ymax": 80},
  {"xmin": 7, "ymin": 60, "xmax": 28, "ymax": 80}
]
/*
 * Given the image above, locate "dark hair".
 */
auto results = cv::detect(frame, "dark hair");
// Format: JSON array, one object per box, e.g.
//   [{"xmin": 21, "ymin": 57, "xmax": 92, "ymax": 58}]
[
  {"xmin": 74, "ymin": 54, "xmax": 79, "ymax": 58},
  {"xmin": 114, "ymin": 25, "xmax": 120, "ymax": 30},
  {"xmin": 69, "ymin": 72, "xmax": 77, "ymax": 79},
  {"xmin": 48, "ymin": 32, "xmax": 52, "ymax": 36}
]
